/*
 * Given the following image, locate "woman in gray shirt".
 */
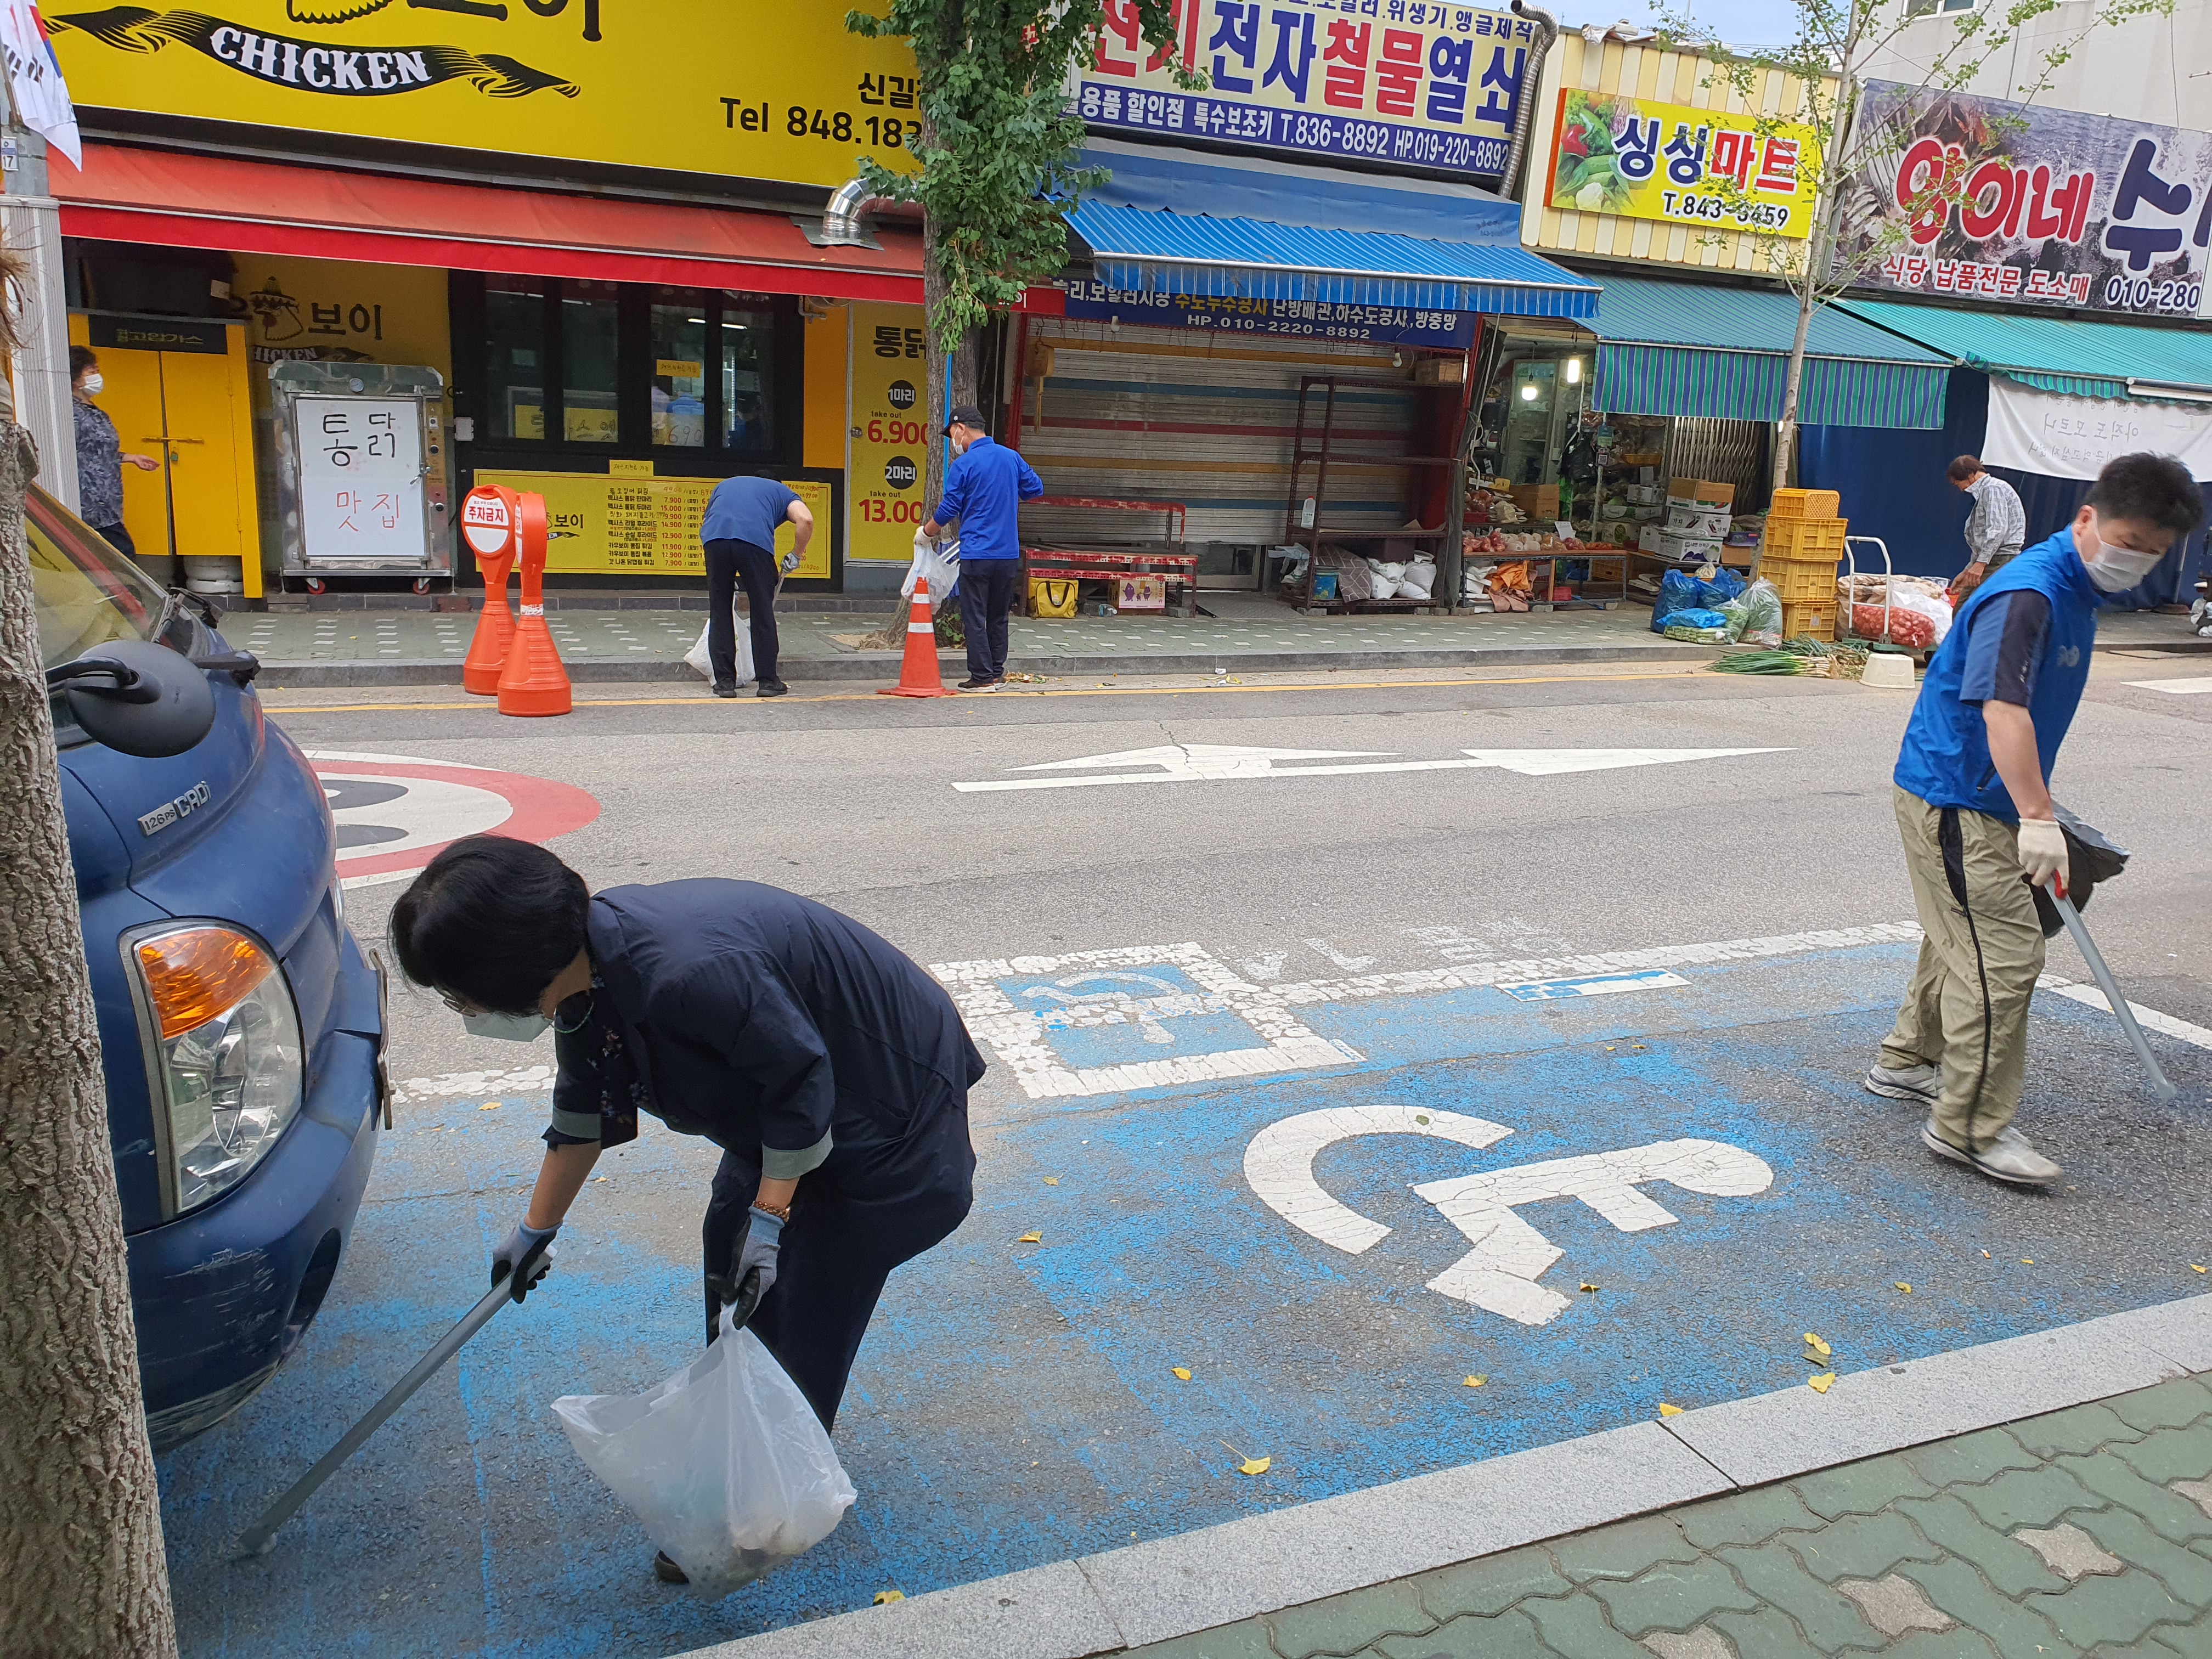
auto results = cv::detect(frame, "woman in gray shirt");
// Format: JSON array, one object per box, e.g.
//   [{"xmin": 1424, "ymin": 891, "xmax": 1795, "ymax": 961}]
[{"xmin": 70, "ymin": 346, "xmax": 159, "ymax": 560}]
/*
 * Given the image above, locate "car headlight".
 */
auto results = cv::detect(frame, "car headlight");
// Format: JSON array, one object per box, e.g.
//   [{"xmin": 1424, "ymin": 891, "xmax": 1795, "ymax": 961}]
[{"xmin": 128, "ymin": 924, "xmax": 304, "ymax": 1218}]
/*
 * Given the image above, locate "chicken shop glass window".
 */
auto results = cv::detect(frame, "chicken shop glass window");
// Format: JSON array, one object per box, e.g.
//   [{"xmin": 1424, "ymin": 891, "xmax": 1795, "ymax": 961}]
[
  {"xmin": 719, "ymin": 292, "xmax": 777, "ymax": 453},
  {"xmin": 484, "ymin": 275, "xmax": 547, "ymax": 442},
  {"xmin": 561, "ymin": 279, "xmax": 622, "ymax": 443},
  {"xmin": 650, "ymin": 290, "xmax": 709, "ymax": 449}
]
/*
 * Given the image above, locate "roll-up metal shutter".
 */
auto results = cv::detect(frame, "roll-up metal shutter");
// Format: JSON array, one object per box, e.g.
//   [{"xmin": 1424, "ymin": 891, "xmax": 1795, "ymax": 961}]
[{"xmin": 1016, "ymin": 319, "xmax": 1421, "ymax": 556}]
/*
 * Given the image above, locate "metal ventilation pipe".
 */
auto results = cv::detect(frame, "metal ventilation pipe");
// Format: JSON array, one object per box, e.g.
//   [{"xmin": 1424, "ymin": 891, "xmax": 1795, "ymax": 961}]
[
  {"xmin": 815, "ymin": 178, "xmax": 901, "ymax": 247},
  {"xmin": 1499, "ymin": 0, "xmax": 1561, "ymax": 201}
]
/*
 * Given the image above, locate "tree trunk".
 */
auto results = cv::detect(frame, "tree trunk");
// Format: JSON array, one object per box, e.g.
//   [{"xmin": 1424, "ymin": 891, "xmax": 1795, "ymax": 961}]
[
  {"xmin": 0, "ymin": 398, "xmax": 179, "ymax": 1654},
  {"xmin": 1774, "ymin": 288, "xmax": 1814, "ymax": 496},
  {"xmin": 918, "ymin": 208, "xmax": 981, "ymax": 512}
]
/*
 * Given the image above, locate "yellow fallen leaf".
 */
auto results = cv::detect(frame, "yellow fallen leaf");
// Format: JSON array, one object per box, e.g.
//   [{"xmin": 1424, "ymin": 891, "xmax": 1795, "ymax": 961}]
[
  {"xmin": 874, "ymin": 1589, "xmax": 905, "ymax": 1605},
  {"xmin": 1464, "ymin": 1374, "xmax": 1487, "ymax": 1387},
  {"xmin": 1803, "ymin": 1332, "xmax": 1831, "ymax": 1358},
  {"xmin": 1982, "ymin": 1250, "xmax": 1992, "ymax": 1258},
  {"xmin": 1415, "ymin": 1113, "xmax": 1431, "ymax": 1126},
  {"xmin": 2193, "ymin": 1264, "xmax": 2207, "ymax": 1273},
  {"xmin": 2022, "ymin": 1258, "xmax": 2034, "ymax": 1265},
  {"xmin": 1239, "ymin": 1457, "xmax": 1271, "ymax": 1476},
  {"xmin": 1808, "ymin": 1373, "xmax": 1836, "ymax": 1393},
  {"xmin": 1658, "ymin": 1402, "xmax": 1684, "ymax": 1417},
  {"xmin": 1895, "ymin": 1282, "xmax": 1913, "ymax": 1294},
  {"xmin": 594, "ymin": 1176, "xmax": 608, "ymax": 1183},
  {"xmin": 1580, "ymin": 1282, "xmax": 1600, "ymax": 1293},
  {"xmin": 1173, "ymin": 1367, "xmax": 1192, "ymax": 1381},
  {"xmin": 1043, "ymin": 1177, "xmax": 1059, "ymax": 1186},
  {"xmin": 1017, "ymin": 1232, "xmax": 1042, "ymax": 1244},
  {"xmin": 479, "ymin": 1102, "xmax": 501, "ymax": 1111}
]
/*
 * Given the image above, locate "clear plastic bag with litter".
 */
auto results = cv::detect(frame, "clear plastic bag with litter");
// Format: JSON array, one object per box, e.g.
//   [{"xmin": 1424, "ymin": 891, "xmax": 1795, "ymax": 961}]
[{"xmin": 551, "ymin": 1309, "xmax": 856, "ymax": 1595}]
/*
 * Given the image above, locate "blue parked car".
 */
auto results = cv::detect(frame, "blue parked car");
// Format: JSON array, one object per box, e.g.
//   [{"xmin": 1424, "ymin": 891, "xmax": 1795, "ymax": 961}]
[{"xmin": 31, "ymin": 484, "xmax": 387, "ymax": 1451}]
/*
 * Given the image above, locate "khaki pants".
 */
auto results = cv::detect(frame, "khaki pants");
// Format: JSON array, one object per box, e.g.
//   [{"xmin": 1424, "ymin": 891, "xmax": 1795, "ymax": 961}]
[{"xmin": 1879, "ymin": 786, "xmax": 2046, "ymax": 1150}]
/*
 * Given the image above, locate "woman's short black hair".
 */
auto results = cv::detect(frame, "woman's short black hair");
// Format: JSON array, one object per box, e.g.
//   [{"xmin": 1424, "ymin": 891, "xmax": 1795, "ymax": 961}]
[
  {"xmin": 69, "ymin": 345, "xmax": 97, "ymax": 379},
  {"xmin": 2086, "ymin": 452, "xmax": 2204, "ymax": 539},
  {"xmin": 390, "ymin": 835, "xmax": 590, "ymax": 1013}
]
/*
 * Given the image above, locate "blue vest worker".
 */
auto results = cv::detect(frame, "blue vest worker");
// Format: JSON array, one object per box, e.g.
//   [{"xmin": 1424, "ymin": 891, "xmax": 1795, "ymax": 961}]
[
  {"xmin": 1867, "ymin": 452, "xmax": 2200, "ymax": 1190},
  {"xmin": 923, "ymin": 404, "xmax": 1043, "ymax": 691}
]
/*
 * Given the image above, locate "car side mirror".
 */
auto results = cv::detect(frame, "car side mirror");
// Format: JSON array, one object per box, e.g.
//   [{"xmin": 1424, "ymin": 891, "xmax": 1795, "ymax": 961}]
[{"xmin": 46, "ymin": 639, "xmax": 217, "ymax": 758}]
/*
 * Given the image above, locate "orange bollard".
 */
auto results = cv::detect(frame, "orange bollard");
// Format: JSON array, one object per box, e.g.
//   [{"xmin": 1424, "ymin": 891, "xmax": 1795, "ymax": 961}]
[
  {"xmin": 877, "ymin": 575, "xmax": 952, "ymax": 698},
  {"xmin": 460, "ymin": 484, "xmax": 520, "ymax": 695},
  {"xmin": 496, "ymin": 491, "xmax": 572, "ymax": 717}
]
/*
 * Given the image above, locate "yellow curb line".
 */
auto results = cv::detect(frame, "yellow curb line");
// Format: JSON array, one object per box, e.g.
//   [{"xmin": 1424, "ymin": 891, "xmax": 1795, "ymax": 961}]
[{"xmin": 264, "ymin": 667, "xmax": 1725, "ymax": 715}]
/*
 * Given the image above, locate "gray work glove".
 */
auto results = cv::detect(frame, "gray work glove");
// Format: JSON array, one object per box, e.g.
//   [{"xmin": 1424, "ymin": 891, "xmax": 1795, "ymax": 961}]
[
  {"xmin": 710, "ymin": 1207, "xmax": 783, "ymax": 1330},
  {"xmin": 491, "ymin": 1218, "xmax": 557, "ymax": 1303}
]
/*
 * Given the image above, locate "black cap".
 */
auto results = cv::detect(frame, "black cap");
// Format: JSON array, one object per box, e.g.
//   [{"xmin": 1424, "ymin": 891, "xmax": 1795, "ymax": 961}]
[{"xmin": 944, "ymin": 404, "xmax": 987, "ymax": 435}]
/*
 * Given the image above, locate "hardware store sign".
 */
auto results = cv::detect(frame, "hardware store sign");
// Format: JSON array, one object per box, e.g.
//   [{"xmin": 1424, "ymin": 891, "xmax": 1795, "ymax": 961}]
[
  {"xmin": 1545, "ymin": 88, "xmax": 1821, "ymax": 240},
  {"xmin": 1835, "ymin": 82, "xmax": 2212, "ymax": 318},
  {"xmin": 48, "ymin": 2, "xmax": 918, "ymax": 190},
  {"xmin": 1076, "ymin": 0, "xmax": 1532, "ymax": 180}
]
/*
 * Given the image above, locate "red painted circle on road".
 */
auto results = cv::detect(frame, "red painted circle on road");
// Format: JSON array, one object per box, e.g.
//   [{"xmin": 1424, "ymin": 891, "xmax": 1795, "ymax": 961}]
[{"xmin": 306, "ymin": 751, "xmax": 600, "ymax": 885}]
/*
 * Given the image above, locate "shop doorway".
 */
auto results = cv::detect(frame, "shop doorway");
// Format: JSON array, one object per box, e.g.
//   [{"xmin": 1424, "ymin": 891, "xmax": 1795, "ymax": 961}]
[{"xmin": 70, "ymin": 314, "xmax": 261, "ymax": 597}]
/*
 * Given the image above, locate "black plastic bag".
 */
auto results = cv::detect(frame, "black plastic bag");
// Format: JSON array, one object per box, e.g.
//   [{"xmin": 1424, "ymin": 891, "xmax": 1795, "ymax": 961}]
[{"xmin": 2029, "ymin": 804, "xmax": 2130, "ymax": 938}]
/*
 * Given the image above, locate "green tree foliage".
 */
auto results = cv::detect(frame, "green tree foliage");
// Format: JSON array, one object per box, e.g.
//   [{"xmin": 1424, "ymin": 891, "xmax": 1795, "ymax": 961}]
[{"xmin": 847, "ymin": 0, "xmax": 1195, "ymax": 354}]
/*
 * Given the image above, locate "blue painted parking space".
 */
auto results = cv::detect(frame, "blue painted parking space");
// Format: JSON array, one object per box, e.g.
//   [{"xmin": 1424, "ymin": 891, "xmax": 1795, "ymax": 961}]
[{"xmin": 159, "ymin": 934, "xmax": 2212, "ymax": 1658}]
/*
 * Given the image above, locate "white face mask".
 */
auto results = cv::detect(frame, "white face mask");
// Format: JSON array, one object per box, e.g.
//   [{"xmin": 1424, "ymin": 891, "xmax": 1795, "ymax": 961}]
[
  {"xmin": 2078, "ymin": 514, "xmax": 2166, "ymax": 593},
  {"xmin": 80, "ymin": 373, "xmax": 104, "ymax": 396},
  {"xmin": 462, "ymin": 1009, "xmax": 551, "ymax": 1043}
]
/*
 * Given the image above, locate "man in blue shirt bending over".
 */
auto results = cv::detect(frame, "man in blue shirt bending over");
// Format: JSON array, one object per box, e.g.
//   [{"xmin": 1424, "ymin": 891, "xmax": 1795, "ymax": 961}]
[
  {"xmin": 700, "ymin": 473, "xmax": 812, "ymax": 699},
  {"xmin": 922, "ymin": 404, "xmax": 1043, "ymax": 692},
  {"xmin": 1867, "ymin": 451, "xmax": 2199, "ymax": 1187}
]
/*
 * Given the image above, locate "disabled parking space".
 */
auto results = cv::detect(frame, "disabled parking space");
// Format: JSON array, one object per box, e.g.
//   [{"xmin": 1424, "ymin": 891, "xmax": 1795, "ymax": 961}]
[{"xmin": 156, "ymin": 931, "xmax": 2212, "ymax": 1658}]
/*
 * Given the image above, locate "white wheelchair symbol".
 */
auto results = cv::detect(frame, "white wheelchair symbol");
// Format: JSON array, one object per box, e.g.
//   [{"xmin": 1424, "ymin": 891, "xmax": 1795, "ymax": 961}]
[
  {"xmin": 1243, "ymin": 1106, "xmax": 1774, "ymax": 1327},
  {"xmin": 1019, "ymin": 972, "xmax": 1187, "ymax": 1045}
]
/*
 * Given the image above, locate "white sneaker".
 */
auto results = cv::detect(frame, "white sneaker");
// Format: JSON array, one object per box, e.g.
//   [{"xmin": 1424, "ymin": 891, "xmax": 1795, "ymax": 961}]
[
  {"xmin": 1922, "ymin": 1118, "xmax": 2062, "ymax": 1187},
  {"xmin": 1865, "ymin": 1063, "xmax": 1942, "ymax": 1105}
]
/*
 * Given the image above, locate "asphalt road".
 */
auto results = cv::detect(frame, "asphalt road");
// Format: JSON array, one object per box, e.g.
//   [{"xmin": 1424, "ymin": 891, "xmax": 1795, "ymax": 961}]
[{"xmin": 156, "ymin": 655, "xmax": 2212, "ymax": 1659}]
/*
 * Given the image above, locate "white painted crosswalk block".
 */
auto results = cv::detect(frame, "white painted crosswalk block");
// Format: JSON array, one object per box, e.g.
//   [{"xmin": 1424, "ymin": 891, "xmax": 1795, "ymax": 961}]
[{"xmin": 1412, "ymin": 1140, "xmax": 1774, "ymax": 1326}]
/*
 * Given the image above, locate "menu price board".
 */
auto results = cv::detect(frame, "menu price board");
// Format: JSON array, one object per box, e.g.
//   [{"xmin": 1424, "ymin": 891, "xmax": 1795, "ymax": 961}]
[
  {"xmin": 847, "ymin": 301, "xmax": 934, "ymax": 564},
  {"xmin": 474, "ymin": 469, "xmax": 833, "ymax": 579}
]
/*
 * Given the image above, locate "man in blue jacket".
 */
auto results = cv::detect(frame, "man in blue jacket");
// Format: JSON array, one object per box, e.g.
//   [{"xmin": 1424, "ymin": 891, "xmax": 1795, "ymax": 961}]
[
  {"xmin": 1866, "ymin": 452, "xmax": 2200, "ymax": 1186},
  {"xmin": 923, "ymin": 404, "xmax": 1043, "ymax": 691}
]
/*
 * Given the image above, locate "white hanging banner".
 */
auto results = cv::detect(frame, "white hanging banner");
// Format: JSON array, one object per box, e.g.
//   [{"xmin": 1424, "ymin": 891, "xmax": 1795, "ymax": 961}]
[{"xmin": 1983, "ymin": 376, "xmax": 2212, "ymax": 483}]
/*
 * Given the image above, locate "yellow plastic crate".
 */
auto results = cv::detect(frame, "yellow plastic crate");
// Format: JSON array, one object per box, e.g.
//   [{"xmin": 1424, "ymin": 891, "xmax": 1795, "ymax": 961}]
[
  {"xmin": 1764, "ymin": 517, "xmax": 1850, "ymax": 560},
  {"xmin": 1780, "ymin": 597, "xmax": 1836, "ymax": 642},
  {"xmin": 1757, "ymin": 555, "xmax": 1843, "ymax": 603},
  {"xmin": 1769, "ymin": 488, "xmax": 1841, "ymax": 520}
]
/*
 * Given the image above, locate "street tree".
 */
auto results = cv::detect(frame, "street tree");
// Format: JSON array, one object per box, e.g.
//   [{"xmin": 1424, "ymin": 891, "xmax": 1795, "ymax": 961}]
[
  {"xmin": 0, "ymin": 300, "xmax": 180, "ymax": 1650},
  {"xmin": 1651, "ymin": 0, "xmax": 2174, "ymax": 492},
  {"xmin": 845, "ymin": 0, "xmax": 1193, "ymax": 504}
]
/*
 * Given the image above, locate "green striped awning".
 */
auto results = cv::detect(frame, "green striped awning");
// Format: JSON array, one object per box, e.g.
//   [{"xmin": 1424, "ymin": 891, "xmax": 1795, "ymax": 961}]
[
  {"xmin": 1837, "ymin": 300, "xmax": 2212, "ymax": 404},
  {"xmin": 1588, "ymin": 278, "xmax": 1952, "ymax": 429}
]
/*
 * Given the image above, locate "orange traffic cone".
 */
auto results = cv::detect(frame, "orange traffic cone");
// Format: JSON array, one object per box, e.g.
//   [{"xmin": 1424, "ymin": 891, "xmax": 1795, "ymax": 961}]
[
  {"xmin": 877, "ymin": 576, "xmax": 952, "ymax": 698},
  {"xmin": 460, "ymin": 484, "xmax": 519, "ymax": 695},
  {"xmin": 496, "ymin": 492, "xmax": 572, "ymax": 717}
]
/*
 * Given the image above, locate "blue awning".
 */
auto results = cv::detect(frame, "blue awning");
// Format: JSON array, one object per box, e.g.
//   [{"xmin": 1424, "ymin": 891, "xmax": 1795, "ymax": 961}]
[
  {"xmin": 1585, "ymin": 276, "xmax": 1953, "ymax": 429},
  {"xmin": 1068, "ymin": 141, "xmax": 1599, "ymax": 321}
]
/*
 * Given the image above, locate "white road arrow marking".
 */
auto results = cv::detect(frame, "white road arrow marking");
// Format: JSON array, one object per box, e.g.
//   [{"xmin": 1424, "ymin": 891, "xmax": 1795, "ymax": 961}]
[
  {"xmin": 953, "ymin": 746, "xmax": 1787, "ymax": 792},
  {"xmin": 1244, "ymin": 1107, "xmax": 1515, "ymax": 1255},
  {"xmin": 1412, "ymin": 1140, "xmax": 1774, "ymax": 1326}
]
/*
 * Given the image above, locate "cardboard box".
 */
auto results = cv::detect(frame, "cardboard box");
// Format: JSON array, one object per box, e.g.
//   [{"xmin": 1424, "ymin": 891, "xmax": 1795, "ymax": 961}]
[
  {"xmin": 1633, "ymin": 504, "xmax": 1664, "ymax": 521},
  {"xmin": 1624, "ymin": 483, "xmax": 1664, "ymax": 506},
  {"xmin": 1637, "ymin": 466, "xmax": 1659, "ymax": 484},
  {"xmin": 1692, "ymin": 480, "xmax": 1736, "ymax": 506},
  {"xmin": 1640, "ymin": 524, "xmax": 1724, "ymax": 561},
  {"xmin": 1413, "ymin": 357, "xmax": 1466, "ymax": 385},
  {"xmin": 1666, "ymin": 504, "xmax": 1733, "ymax": 538},
  {"xmin": 1113, "ymin": 575, "xmax": 1166, "ymax": 612},
  {"xmin": 1667, "ymin": 476, "xmax": 1702, "ymax": 500},
  {"xmin": 1510, "ymin": 483, "xmax": 1562, "ymax": 518}
]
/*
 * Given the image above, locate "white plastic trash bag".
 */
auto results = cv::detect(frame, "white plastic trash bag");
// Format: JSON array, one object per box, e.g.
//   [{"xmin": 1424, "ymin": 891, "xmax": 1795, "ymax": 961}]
[
  {"xmin": 902, "ymin": 535, "xmax": 961, "ymax": 611},
  {"xmin": 551, "ymin": 1310, "xmax": 856, "ymax": 1594},
  {"xmin": 1400, "ymin": 558, "xmax": 1438, "ymax": 597}
]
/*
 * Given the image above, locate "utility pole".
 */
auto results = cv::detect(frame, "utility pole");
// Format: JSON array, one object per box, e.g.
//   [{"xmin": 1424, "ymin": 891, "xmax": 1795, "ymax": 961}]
[{"xmin": 1, "ymin": 121, "xmax": 80, "ymax": 511}]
